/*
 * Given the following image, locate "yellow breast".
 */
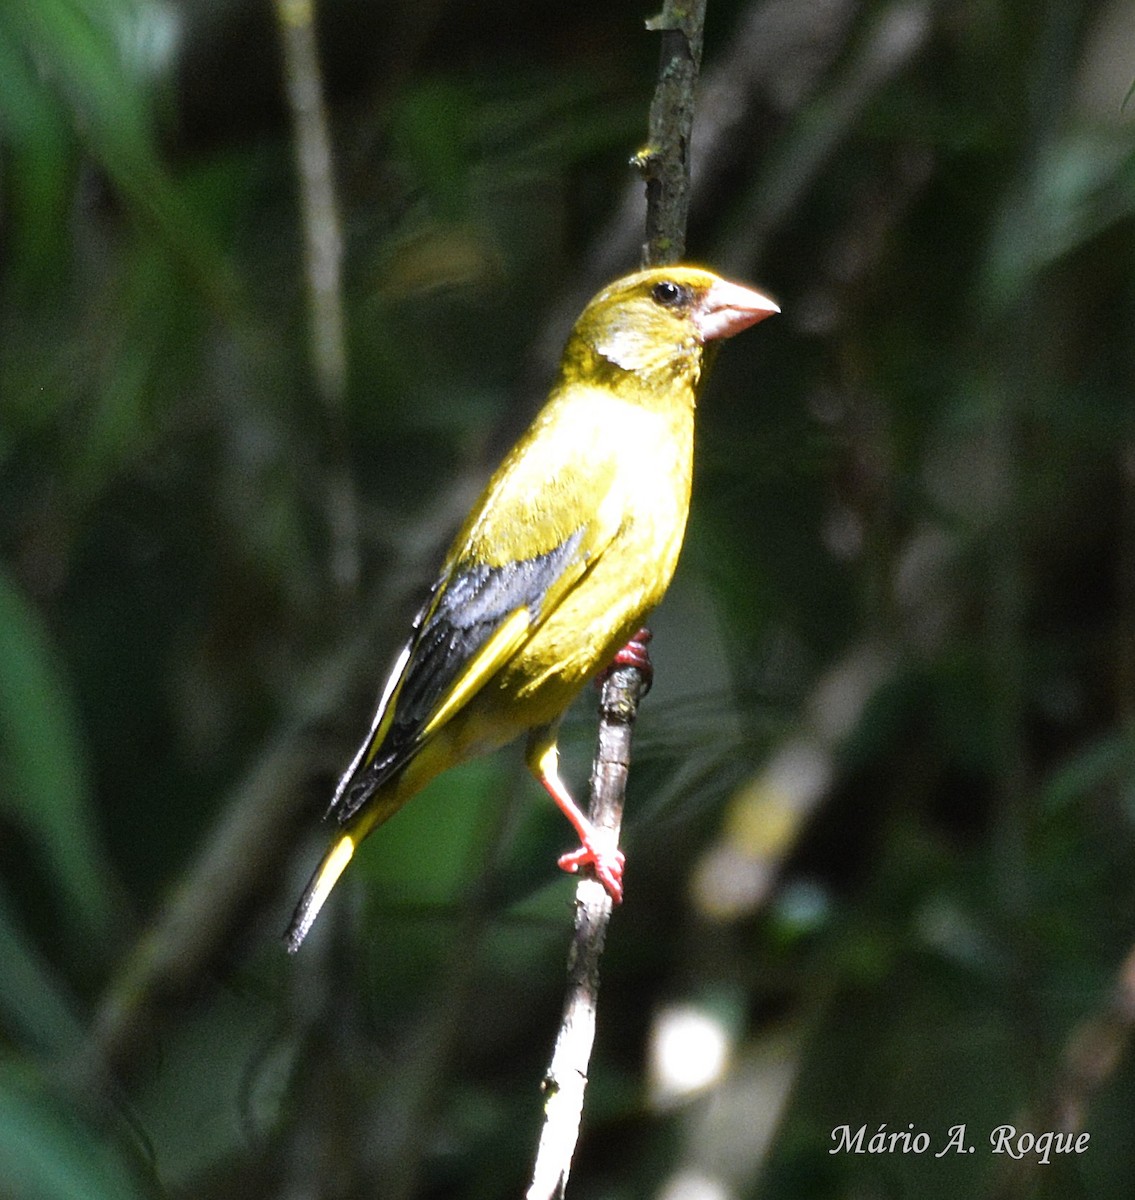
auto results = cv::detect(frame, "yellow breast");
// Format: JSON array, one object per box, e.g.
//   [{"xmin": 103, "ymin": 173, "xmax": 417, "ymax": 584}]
[{"xmin": 476, "ymin": 384, "xmax": 693, "ymax": 734}]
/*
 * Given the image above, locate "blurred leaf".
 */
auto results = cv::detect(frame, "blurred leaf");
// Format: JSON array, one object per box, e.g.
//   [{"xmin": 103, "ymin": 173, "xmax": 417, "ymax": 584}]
[
  {"xmin": 390, "ymin": 80, "xmax": 473, "ymax": 223},
  {"xmin": 0, "ymin": 1058, "xmax": 161, "ymax": 1200},
  {"xmin": 0, "ymin": 0, "xmax": 237, "ymax": 310},
  {"xmin": 1042, "ymin": 728, "xmax": 1135, "ymax": 814},
  {"xmin": 0, "ymin": 568, "xmax": 118, "ymax": 946},
  {"xmin": 980, "ymin": 131, "xmax": 1135, "ymax": 316},
  {"xmin": 127, "ymin": 986, "xmax": 283, "ymax": 1189},
  {"xmin": 66, "ymin": 235, "xmax": 207, "ymax": 508},
  {"xmin": 358, "ymin": 757, "xmax": 505, "ymax": 907},
  {"xmin": 0, "ymin": 21, "xmax": 73, "ymax": 284},
  {"xmin": 0, "ymin": 891, "xmax": 83, "ymax": 1057}
]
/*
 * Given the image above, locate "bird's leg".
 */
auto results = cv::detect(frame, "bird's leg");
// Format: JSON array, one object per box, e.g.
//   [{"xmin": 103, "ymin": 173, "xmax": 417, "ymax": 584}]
[
  {"xmin": 596, "ymin": 627, "xmax": 654, "ymax": 693},
  {"xmin": 527, "ymin": 736, "xmax": 624, "ymax": 903}
]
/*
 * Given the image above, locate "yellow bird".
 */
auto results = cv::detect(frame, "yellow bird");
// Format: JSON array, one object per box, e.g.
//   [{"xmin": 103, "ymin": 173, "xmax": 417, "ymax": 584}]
[{"xmin": 285, "ymin": 265, "xmax": 778, "ymax": 951}]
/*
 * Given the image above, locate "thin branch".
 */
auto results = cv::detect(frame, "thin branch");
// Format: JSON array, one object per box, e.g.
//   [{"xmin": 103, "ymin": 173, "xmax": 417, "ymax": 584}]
[
  {"xmin": 526, "ymin": 0, "xmax": 854, "ymax": 379},
  {"xmin": 273, "ymin": 0, "xmax": 360, "ymax": 598},
  {"xmin": 527, "ymin": 663, "xmax": 650, "ymax": 1200},
  {"xmin": 82, "ymin": 730, "xmax": 317, "ymax": 1080},
  {"xmin": 715, "ymin": 0, "xmax": 935, "ymax": 276},
  {"xmin": 527, "ymin": 3, "xmax": 709, "ymax": 1194},
  {"xmin": 637, "ymin": 0, "xmax": 708, "ymax": 265},
  {"xmin": 80, "ymin": 468, "xmax": 483, "ymax": 1083},
  {"xmin": 989, "ymin": 941, "xmax": 1135, "ymax": 1200}
]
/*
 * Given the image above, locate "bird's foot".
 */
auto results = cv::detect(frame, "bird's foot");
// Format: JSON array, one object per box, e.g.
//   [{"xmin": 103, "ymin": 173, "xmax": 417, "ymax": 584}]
[
  {"xmin": 557, "ymin": 841, "xmax": 626, "ymax": 903},
  {"xmin": 596, "ymin": 627, "xmax": 654, "ymax": 692}
]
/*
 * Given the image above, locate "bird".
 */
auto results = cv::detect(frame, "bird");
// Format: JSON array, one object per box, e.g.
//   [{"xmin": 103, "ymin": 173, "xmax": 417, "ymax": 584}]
[{"xmin": 285, "ymin": 265, "xmax": 778, "ymax": 951}]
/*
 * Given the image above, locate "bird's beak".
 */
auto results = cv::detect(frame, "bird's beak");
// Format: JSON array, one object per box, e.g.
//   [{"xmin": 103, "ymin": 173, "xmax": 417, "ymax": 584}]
[{"xmin": 694, "ymin": 278, "xmax": 780, "ymax": 342}]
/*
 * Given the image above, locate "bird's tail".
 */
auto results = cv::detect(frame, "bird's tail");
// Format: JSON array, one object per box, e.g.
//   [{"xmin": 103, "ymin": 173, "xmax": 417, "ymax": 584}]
[
  {"xmin": 284, "ymin": 831, "xmax": 358, "ymax": 953},
  {"xmin": 286, "ymin": 732, "xmax": 458, "ymax": 951},
  {"xmin": 284, "ymin": 786, "xmax": 405, "ymax": 953}
]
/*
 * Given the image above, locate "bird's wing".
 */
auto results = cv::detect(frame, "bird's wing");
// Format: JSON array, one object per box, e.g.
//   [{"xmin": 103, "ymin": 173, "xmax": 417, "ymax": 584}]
[
  {"xmin": 331, "ymin": 483, "xmax": 621, "ymax": 823},
  {"xmin": 329, "ymin": 383, "xmax": 640, "ymax": 822}
]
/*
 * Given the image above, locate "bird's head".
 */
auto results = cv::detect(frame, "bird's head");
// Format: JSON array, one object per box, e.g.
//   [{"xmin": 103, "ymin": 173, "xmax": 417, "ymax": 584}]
[{"xmin": 565, "ymin": 266, "xmax": 779, "ymax": 389}]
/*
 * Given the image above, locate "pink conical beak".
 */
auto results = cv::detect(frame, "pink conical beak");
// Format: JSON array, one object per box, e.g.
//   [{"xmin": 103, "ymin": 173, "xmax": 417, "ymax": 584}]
[{"xmin": 695, "ymin": 278, "xmax": 780, "ymax": 342}]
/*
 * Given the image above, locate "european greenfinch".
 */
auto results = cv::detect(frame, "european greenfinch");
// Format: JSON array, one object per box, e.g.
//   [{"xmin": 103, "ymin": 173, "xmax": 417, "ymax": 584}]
[{"xmin": 286, "ymin": 265, "xmax": 778, "ymax": 951}]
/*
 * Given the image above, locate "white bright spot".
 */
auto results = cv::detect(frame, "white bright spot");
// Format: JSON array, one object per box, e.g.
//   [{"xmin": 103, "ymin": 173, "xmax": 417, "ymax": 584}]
[
  {"xmin": 647, "ymin": 1003, "xmax": 732, "ymax": 1108},
  {"xmin": 690, "ymin": 843, "xmax": 772, "ymax": 919},
  {"xmin": 119, "ymin": 0, "xmax": 182, "ymax": 80},
  {"xmin": 655, "ymin": 1170, "xmax": 732, "ymax": 1200}
]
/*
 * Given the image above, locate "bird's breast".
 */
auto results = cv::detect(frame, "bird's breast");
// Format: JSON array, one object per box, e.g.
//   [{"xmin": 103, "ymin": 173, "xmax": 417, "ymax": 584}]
[
  {"xmin": 494, "ymin": 399, "xmax": 694, "ymax": 723},
  {"xmin": 439, "ymin": 385, "xmax": 696, "ymax": 751}
]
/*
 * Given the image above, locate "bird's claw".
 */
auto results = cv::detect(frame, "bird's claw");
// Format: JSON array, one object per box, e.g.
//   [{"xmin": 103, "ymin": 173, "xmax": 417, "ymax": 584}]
[
  {"xmin": 557, "ymin": 843, "xmax": 626, "ymax": 903},
  {"xmin": 596, "ymin": 628, "xmax": 654, "ymax": 692}
]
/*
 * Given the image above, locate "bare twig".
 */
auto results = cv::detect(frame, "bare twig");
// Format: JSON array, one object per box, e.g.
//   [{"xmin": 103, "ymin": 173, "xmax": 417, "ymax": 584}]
[
  {"xmin": 527, "ymin": 4, "xmax": 709, "ymax": 1194},
  {"xmin": 636, "ymin": 0, "xmax": 708, "ymax": 265},
  {"xmin": 527, "ymin": 663, "xmax": 650, "ymax": 1200},
  {"xmin": 527, "ymin": 0, "xmax": 858, "ymax": 377}
]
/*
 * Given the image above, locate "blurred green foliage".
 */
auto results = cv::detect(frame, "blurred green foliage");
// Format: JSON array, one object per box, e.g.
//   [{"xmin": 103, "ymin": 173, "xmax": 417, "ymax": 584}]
[{"xmin": 2, "ymin": 0, "xmax": 1135, "ymax": 1197}]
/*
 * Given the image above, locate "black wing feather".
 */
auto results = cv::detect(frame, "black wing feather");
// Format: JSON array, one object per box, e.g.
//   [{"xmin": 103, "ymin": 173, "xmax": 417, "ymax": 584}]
[{"xmin": 333, "ymin": 529, "xmax": 585, "ymax": 822}]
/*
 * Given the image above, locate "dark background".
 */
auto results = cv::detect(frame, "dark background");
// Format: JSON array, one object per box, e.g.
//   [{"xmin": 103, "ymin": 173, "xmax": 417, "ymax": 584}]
[{"xmin": 2, "ymin": 0, "xmax": 1135, "ymax": 1196}]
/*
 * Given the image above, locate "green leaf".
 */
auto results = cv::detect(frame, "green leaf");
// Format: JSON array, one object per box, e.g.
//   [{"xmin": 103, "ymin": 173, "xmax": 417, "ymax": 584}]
[{"xmin": 0, "ymin": 568, "xmax": 118, "ymax": 946}]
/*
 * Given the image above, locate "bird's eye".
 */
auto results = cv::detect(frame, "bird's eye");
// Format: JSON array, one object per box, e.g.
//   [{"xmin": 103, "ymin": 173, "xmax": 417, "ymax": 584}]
[{"xmin": 651, "ymin": 280, "xmax": 687, "ymax": 307}]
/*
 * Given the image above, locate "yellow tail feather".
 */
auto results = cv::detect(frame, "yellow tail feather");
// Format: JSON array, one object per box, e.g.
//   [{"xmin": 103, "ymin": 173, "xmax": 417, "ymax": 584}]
[{"xmin": 284, "ymin": 834, "xmax": 357, "ymax": 953}]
